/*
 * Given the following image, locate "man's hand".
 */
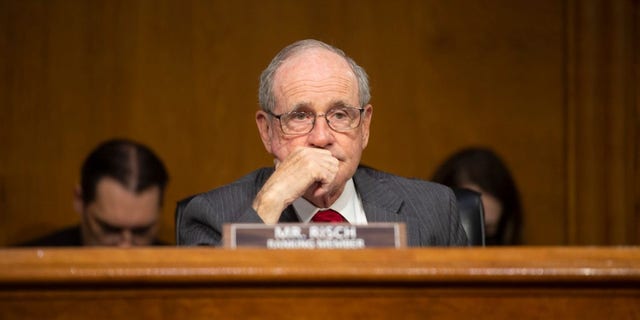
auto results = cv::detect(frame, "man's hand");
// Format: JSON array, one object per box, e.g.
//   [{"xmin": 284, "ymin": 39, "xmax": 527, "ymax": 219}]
[{"xmin": 252, "ymin": 147, "xmax": 339, "ymax": 224}]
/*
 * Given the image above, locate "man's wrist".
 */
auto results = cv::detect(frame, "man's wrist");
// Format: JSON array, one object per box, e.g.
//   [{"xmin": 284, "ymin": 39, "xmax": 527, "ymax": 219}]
[{"xmin": 252, "ymin": 190, "xmax": 285, "ymax": 224}]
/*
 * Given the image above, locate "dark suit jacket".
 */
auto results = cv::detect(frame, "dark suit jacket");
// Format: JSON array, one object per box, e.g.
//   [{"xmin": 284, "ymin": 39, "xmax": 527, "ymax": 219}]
[
  {"xmin": 17, "ymin": 225, "xmax": 167, "ymax": 247},
  {"xmin": 177, "ymin": 166, "xmax": 468, "ymax": 247},
  {"xmin": 176, "ymin": 166, "xmax": 467, "ymax": 246}
]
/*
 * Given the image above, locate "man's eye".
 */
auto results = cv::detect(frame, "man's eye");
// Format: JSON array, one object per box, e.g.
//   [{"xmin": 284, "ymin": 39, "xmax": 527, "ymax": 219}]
[
  {"xmin": 289, "ymin": 112, "xmax": 311, "ymax": 121},
  {"xmin": 329, "ymin": 109, "xmax": 352, "ymax": 121},
  {"xmin": 132, "ymin": 226, "xmax": 152, "ymax": 236},
  {"xmin": 100, "ymin": 223, "xmax": 122, "ymax": 234},
  {"xmin": 332, "ymin": 111, "xmax": 348, "ymax": 119}
]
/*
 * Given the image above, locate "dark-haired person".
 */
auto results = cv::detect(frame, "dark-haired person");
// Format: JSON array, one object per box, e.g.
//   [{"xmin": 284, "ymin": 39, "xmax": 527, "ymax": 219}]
[
  {"xmin": 432, "ymin": 147, "xmax": 522, "ymax": 245},
  {"xmin": 20, "ymin": 138, "xmax": 169, "ymax": 247},
  {"xmin": 177, "ymin": 39, "xmax": 467, "ymax": 247}
]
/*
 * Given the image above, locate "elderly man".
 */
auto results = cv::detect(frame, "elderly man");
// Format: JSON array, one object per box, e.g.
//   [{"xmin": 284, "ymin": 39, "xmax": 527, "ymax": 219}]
[{"xmin": 178, "ymin": 39, "xmax": 467, "ymax": 246}]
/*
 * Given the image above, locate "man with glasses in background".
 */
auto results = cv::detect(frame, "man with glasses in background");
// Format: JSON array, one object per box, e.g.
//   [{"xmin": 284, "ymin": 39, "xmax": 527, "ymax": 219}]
[
  {"xmin": 20, "ymin": 138, "xmax": 169, "ymax": 247},
  {"xmin": 178, "ymin": 39, "xmax": 467, "ymax": 247}
]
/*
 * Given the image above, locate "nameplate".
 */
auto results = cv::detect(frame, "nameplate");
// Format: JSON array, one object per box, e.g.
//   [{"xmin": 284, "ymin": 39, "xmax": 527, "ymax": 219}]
[{"xmin": 223, "ymin": 223, "xmax": 406, "ymax": 249}]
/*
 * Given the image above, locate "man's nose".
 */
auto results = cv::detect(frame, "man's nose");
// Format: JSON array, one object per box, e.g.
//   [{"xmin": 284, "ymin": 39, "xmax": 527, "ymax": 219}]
[
  {"xmin": 117, "ymin": 230, "xmax": 133, "ymax": 247},
  {"xmin": 307, "ymin": 115, "xmax": 333, "ymax": 147}
]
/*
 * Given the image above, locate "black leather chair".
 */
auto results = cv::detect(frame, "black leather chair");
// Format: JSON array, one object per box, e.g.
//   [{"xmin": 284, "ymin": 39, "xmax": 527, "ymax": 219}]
[{"xmin": 453, "ymin": 188, "xmax": 486, "ymax": 246}]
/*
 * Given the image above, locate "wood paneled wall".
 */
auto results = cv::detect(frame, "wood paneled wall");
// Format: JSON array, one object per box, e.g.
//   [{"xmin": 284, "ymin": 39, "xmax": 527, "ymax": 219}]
[
  {"xmin": 566, "ymin": 0, "xmax": 638, "ymax": 244},
  {"xmin": 0, "ymin": 0, "xmax": 637, "ymax": 245}
]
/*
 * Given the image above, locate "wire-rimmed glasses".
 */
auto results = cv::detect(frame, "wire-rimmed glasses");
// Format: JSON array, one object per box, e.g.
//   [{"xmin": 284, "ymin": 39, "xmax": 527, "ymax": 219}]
[{"xmin": 266, "ymin": 106, "xmax": 365, "ymax": 135}]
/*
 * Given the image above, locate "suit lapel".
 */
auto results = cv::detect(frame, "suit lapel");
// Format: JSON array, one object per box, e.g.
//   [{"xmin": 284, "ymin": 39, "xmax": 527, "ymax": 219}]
[
  {"xmin": 353, "ymin": 167, "xmax": 421, "ymax": 246},
  {"xmin": 279, "ymin": 206, "xmax": 300, "ymax": 222},
  {"xmin": 353, "ymin": 167, "xmax": 402, "ymax": 221}
]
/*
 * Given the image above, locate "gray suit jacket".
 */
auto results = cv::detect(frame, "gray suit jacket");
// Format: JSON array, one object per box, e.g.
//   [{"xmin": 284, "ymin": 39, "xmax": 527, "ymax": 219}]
[{"xmin": 177, "ymin": 166, "xmax": 468, "ymax": 246}]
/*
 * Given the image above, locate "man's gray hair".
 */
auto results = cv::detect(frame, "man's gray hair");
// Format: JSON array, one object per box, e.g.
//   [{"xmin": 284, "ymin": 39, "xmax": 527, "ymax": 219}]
[{"xmin": 258, "ymin": 39, "xmax": 371, "ymax": 112}]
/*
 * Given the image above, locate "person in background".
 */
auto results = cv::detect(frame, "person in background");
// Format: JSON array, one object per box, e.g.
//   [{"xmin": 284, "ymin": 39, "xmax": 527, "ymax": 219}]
[
  {"xmin": 19, "ymin": 138, "xmax": 169, "ymax": 247},
  {"xmin": 177, "ymin": 39, "xmax": 467, "ymax": 247},
  {"xmin": 432, "ymin": 147, "xmax": 523, "ymax": 245}
]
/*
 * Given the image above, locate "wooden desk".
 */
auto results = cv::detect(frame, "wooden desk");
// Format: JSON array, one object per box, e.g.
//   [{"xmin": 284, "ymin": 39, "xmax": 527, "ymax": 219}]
[{"xmin": 1, "ymin": 247, "xmax": 639, "ymax": 319}]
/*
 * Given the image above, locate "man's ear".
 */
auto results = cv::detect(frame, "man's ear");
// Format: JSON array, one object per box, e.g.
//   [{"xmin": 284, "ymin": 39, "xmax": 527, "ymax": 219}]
[
  {"xmin": 73, "ymin": 184, "xmax": 84, "ymax": 216},
  {"xmin": 256, "ymin": 110, "xmax": 273, "ymax": 153},
  {"xmin": 361, "ymin": 104, "xmax": 373, "ymax": 149}
]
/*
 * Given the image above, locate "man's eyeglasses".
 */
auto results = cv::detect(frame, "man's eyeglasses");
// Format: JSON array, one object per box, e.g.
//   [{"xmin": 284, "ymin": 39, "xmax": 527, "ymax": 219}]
[{"xmin": 266, "ymin": 107, "xmax": 365, "ymax": 135}]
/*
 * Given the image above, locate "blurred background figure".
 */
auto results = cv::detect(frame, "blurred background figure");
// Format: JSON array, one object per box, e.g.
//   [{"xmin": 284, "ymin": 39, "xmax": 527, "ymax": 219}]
[
  {"xmin": 19, "ymin": 138, "xmax": 169, "ymax": 247},
  {"xmin": 432, "ymin": 147, "xmax": 522, "ymax": 245}
]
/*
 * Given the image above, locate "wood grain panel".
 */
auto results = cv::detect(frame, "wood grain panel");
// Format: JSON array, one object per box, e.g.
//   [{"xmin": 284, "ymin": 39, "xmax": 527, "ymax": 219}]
[
  {"xmin": 566, "ymin": 0, "xmax": 638, "ymax": 244},
  {"xmin": 0, "ymin": 248, "xmax": 639, "ymax": 319}
]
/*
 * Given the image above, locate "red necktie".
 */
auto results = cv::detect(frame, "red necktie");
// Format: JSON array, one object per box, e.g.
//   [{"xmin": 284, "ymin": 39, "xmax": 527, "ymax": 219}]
[{"xmin": 311, "ymin": 209, "xmax": 347, "ymax": 223}]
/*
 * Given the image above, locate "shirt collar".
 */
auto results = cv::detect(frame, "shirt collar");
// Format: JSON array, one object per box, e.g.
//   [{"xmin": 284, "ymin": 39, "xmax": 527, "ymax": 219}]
[{"xmin": 293, "ymin": 178, "xmax": 358, "ymax": 223}]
